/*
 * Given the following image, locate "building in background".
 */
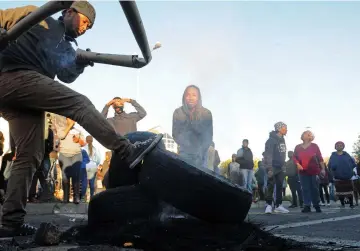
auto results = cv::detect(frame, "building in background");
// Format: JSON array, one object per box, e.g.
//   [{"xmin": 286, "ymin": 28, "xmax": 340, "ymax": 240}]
[{"xmin": 148, "ymin": 125, "xmax": 178, "ymax": 153}]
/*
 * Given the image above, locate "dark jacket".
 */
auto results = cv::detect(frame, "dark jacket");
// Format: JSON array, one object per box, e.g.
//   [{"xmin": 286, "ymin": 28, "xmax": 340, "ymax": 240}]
[
  {"xmin": 328, "ymin": 151, "xmax": 356, "ymax": 180},
  {"xmin": 44, "ymin": 128, "xmax": 54, "ymax": 158},
  {"xmin": 172, "ymin": 86, "xmax": 213, "ymax": 153},
  {"xmin": 255, "ymin": 164, "xmax": 266, "ymax": 186},
  {"xmin": 101, "ymin": 100, "xmax": 147, "ymax": 135},
  {"xmin": 236, "ymin": 147, "xmax": 254, "ymax": 170},
  {"xmin": 0, "ymin": 5, "xmax": 84, "ymax": 83},
  {"xmin": 319, "ymin": 167, "xmax": 332, "ymax": 185},
  {"xmin": 264, "ymin": 131, "xmax": 286, "ymax": 172},
  {"xmin": 284, "ymin": 159, "xmax": 298, "ymax": 177}
]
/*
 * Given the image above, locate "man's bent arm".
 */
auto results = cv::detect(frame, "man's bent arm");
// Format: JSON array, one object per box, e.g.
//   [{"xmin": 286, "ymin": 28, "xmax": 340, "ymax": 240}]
[
  {"xmin": 56, "ymin": 47, "xmax": 85, "ymax": 84},
  {"xmin": 101, "ymin": 105, "xmax": 110, "ymax": 118},
  {"xmin": 129, "ymin": 100, "xmax": 147, "ymax": 121},
  {"xmin": 0, "ymin": 5, "xmax": 38, "ymax": 30}
]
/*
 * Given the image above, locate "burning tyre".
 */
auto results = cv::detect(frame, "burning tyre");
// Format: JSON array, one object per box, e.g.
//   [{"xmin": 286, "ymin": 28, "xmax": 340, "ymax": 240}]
[
  {"xmin": 139, "ymin": 146, "xmax": 253, "ymax": 224},
  {"xmin": 88, "ymin": 185, "xmax": 159, "ymax": 227},
  {"xmin": 106, "ymin": 131, "xmax": 166, "ymax": 189}
]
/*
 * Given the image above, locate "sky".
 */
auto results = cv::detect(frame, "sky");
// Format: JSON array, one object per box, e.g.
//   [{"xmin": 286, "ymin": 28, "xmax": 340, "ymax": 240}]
[{"xmin": 1, "ymin": 1, "xmax": 360, "ymax": 162}]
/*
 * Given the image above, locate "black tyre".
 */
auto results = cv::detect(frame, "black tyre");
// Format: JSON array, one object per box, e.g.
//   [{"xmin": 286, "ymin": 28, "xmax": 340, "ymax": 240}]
[
  {"xmin": 139, "ymin": 147, "xmax": 252, "ymax": 224},
  {"xmin": 88, "ymin": 185, "xmax": 159, "ymax": 227},
  {"xmin": 108, "ymin": 131, "xmax": 166, "ymax": 188}
]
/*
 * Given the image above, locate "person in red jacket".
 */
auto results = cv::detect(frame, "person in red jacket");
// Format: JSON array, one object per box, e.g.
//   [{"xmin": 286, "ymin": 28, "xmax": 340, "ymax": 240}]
[{"xmin": 293, "ymin": 130, "xmax": 325, "ymax": 213}]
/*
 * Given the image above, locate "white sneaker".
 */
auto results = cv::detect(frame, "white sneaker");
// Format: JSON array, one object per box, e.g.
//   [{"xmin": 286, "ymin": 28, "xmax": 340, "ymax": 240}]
[
  {"xmin": 326, "ymin": 203, "xmax": 331, "ymax": 207},
  {"xmin": 265, "ymin": 205, "xmax": 272, "ymax": 214},
  {"xmin": 274, "ymin": 205, "xmax": 290, "ymax": 213},
  {"xmin": 320, "ymin": 203, "xmax": 325, "ymax": 206}
]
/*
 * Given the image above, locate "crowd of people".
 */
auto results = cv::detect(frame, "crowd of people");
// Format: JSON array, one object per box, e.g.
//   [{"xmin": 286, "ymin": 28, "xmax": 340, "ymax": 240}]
[
  {"xmin": 222, "ymin": 125, "xmax": 360, "ymax": 214},
  {"xmin": 1, "ymin": 0, "xmax": 359, "ymax": 239}
]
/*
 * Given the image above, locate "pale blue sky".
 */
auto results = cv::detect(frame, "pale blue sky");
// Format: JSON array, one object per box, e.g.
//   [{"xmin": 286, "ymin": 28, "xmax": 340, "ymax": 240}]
[{"xmin": 1, "ymin": 1, "xmax": 360, "ymax": 161}]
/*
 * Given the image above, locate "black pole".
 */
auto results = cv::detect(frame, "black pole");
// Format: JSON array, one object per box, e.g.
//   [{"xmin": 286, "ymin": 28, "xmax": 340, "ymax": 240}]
[
  {"xmin": 0, "ymin": 1, "xmax": 153, "ymax": 69},
  {"xmin": 76, "ymin": 48, "xmax": 146, "ymax": 68},
  {"xmin": 119, "ymin": 1, "xmax": 152, "ymax": 64},
  {"xmin": 4, "ymin": 1, "xmax": 73, "ymax": 42}
]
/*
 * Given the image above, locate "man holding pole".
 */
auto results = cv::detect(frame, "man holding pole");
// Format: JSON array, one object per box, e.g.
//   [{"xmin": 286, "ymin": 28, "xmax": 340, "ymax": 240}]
[{"xmin": 0, "ymin": 2, "xmax": 162, "ymax": 237}]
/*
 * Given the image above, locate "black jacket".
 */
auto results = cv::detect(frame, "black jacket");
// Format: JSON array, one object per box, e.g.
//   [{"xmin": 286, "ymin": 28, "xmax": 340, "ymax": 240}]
[
  {"xmin": 284, "ymin": 159, "xmax": 297, "ymax": 177},
  {"xmin": 45, "ymin": 128, "xmax": 54, "ymax": 157},
  {"xmin": 264, "ymin": 131, "xmax": 286, "ymax": 171},
  {"xmin": 236, "ymin": 147, "xmax": 254, "ymax": 170},
  {"xmin": 0, "ymin": 6, "xmax": 84, "ymax": 83}
]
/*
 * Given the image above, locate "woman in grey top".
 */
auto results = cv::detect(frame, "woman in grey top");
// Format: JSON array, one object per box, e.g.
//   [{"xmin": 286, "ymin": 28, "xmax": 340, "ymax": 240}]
[{"xmin": 53, "ymin": 115, "xmax": 85, "ymax": 204}]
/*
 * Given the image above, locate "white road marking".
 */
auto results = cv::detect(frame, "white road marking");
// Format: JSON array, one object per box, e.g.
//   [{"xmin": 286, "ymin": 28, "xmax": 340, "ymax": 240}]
[
  {"xmin": 59, "ymin": 213, "xmax": 88, "ymax": 220},
  {"xmin": 263, "ymin": 213, "xmax": 360, "ymax": 231},
  {"xmin": 275, "ymin": 234, "xmax": 360, "ymax": 248}
]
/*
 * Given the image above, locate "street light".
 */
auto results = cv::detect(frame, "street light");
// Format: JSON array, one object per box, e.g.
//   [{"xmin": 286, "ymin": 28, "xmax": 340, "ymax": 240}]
[
  {"xmin": 136, "ymin": 42, "xmax": 162, "ymax": 100},
  {"xmin": 152, "ymin": 41, "xmax": 162, "ymax": 51}
]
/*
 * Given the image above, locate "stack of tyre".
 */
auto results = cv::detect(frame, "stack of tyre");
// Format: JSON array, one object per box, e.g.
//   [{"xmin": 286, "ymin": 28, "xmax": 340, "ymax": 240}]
[{"xmin": 88, "ymin": 132, "xmax": 252, "ymax": 226}]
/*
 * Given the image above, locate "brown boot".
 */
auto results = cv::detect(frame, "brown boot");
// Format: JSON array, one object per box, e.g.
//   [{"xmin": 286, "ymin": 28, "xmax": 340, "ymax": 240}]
[
  {"xmin": 73, "ymin": 182, "xmax": 80, "ymax": 204},
  {"xmin": 62, "ymin": 181, "xmax": 70, "ymax": 203}
]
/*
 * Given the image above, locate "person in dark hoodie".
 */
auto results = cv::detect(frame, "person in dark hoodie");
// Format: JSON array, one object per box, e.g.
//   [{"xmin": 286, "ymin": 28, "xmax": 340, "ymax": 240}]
[
  {"xmin": 101, "ymin": 97, "xmax": 147, "ymax": 136},
  {"xmin": 263, "ymin": 122, "xmax": 289, "ymax": 214},
  {"xmin": 28, "ymin": 126, "xmax": 54, "ymax": 202},
  {"xmin": 0, "ymin": 3, "xmax": 163, "ymax": 237},
  {"xmin": 284, "ymin": 151, "xmax": 303, "ymax": 208},
  {"xmin": 172, "ymin": 85, "xmax": 213, "ymax": 168},
  {"xmin": 328, "ymin": 141, "xmax": 356, "ymax": 208},
  {"xmin": 319, "ymin": 163, "xmax": 332, "ymax": 206},
  {"xmin": 255, "ymin": 160, "xmax": 266, "ymax": 201},
  {"xmin": 236, "ymin": 139, "xmax": 254, "ymax": 192}
]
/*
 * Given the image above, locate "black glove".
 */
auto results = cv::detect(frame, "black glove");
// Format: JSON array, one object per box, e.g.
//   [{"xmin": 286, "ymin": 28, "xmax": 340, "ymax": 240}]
[{"xmin": 0, "ymin": 28, "xmax": 9, "ymax": 52}]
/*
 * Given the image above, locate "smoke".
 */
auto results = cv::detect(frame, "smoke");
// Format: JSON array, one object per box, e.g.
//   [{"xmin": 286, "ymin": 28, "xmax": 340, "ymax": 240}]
[{"xmin": 177, "ymin": 28, "xmax": 236, "ymax": 91}]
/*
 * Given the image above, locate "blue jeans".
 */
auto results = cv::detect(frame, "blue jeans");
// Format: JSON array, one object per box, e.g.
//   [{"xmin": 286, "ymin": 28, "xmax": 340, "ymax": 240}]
[
  {"xmin": 81, "ymin": 168, "xmax": 96, "ymax": 199},
  {"xmin": 58, "ymin": 153, "xmax": 82, "ymax": 183},
  {"xmin": 299, "ymin": 174, "xmax": 320, "ymax": 207},
  {"xmin": 240, "ymin": 169, "xmax": 254, "ymax": 192}
]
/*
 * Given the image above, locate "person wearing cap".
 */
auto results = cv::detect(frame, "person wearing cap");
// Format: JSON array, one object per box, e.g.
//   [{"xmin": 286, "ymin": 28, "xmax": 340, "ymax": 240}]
[
  {"xmin": 263, "ymin": 122, "xmax": 289, "ymax": 214},
  {"xmin": 0, "ymin": 2, "xmax": 163, "ymax": 237}
]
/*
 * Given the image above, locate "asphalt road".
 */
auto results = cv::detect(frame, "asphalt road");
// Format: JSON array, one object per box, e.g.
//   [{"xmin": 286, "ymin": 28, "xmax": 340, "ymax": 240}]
[
  {"xmin": 2, "ymin": 201, "xmax": 360, "ymax": 250},
  {"xmin": 249, "ymin": 201, "xmax": 360, "ymax": 248}
]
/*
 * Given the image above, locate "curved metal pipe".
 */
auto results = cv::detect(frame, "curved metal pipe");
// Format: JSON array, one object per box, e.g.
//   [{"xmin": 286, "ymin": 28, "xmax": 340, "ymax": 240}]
[
  {"xmin": 5, "ymin": 1, "xmax": 73, "ymax": 41},
  {"xmin": 1, "ymin": 1, "xmax": 152, "ymax": 69},
  {"xmin": 76, "ymin": 48, "xmax": 146, "ymax": 68},
  {"xmin": 119, "ymin": 1, "xmax": 152, "ymax": 64}
]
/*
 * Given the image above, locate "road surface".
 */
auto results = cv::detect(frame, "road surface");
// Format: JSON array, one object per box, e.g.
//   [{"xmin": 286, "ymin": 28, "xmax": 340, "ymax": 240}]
[
  {"xmin": 249, "ymin": 201, "xmax": 360, "ymax": 248},
  {"xmin": 1, "ymin": 201, "xmax": 360, "ymax": 250}
]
